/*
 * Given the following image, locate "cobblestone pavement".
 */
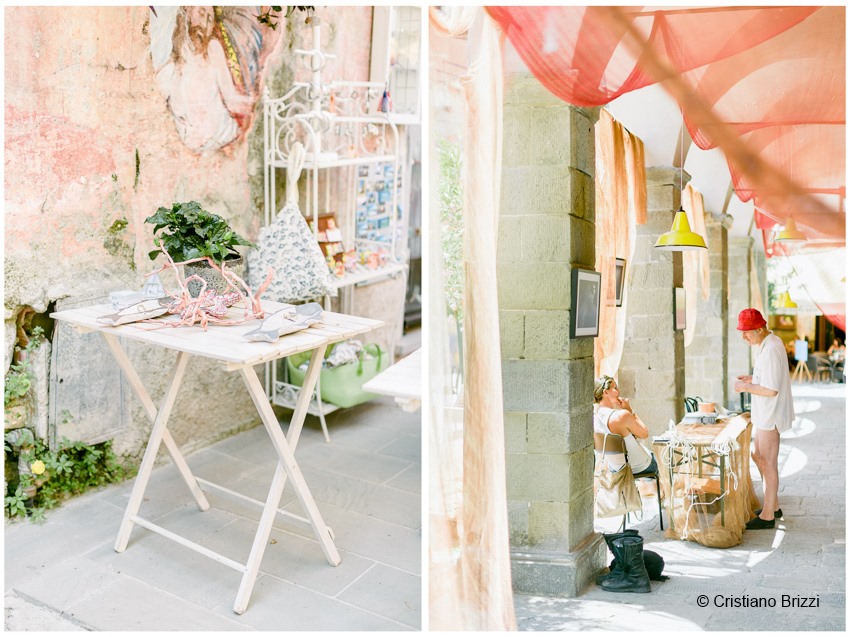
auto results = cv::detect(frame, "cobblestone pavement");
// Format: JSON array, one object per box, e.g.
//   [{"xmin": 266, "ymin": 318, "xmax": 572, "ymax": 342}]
[
  {"xmin": 5, "ymin": 397, "xmax": 421, "ymax": 631},
  {"xmin": 516, "ymin": 383, "xmax": 846, "ymax": 631}
]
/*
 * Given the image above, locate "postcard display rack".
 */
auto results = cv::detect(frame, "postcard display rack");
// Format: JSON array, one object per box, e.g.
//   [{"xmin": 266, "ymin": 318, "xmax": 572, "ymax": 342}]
[{"xmin": 262, "ymin": 22, "xmax": 408, "ymax": 437}]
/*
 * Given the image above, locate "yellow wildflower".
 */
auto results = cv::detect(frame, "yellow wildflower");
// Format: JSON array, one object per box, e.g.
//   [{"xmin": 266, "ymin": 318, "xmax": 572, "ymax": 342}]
[{"xmin": 30, "ymin": 460, "xmax": 46, "ymax": 475}]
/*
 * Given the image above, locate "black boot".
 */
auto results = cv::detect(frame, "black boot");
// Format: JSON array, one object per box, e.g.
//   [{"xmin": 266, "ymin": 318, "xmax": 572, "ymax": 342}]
[
  {"xmin": 595, "ymin": 530, "xmax": 639, "ymax": 585},
  {"xmin": 600, "ymin": 536, "xmax": 651, "ymax": 593}
]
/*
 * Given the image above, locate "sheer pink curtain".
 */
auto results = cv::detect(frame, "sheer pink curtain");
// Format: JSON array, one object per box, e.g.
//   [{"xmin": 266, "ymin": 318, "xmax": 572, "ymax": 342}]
[{"xmin": 429, "ymin": 7, "xmax": 516, "ymax": 631}]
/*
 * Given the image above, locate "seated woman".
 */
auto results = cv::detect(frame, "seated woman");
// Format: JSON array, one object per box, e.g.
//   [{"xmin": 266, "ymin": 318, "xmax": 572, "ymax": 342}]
[
  {"xmin": 827, "ymin": 338, "xmax": 845, "ymax": 361},
  {"xmin": 593, "ymin": 375, "xmax": 657, "ymax": 475}
]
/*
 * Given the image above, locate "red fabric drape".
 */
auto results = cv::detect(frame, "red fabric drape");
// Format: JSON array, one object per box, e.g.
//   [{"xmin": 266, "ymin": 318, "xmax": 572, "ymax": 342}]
[
  {"xmin": 486, "ymin": 6, "xmax": 845, "ymax": 246},
  {"xmin": 820, "ymin": 306, "xmax": 846, "ymax": 333},
  {"xmin": 487, "ymin": 5, "xmax": 845, "ymax": 328},
  {"xmin": 486, "ymin": 7, "xmax": 818, "ymax": 107},
  {"xmin": 771, "ymin": 243, "xmax": 847, "ymax": 331}
]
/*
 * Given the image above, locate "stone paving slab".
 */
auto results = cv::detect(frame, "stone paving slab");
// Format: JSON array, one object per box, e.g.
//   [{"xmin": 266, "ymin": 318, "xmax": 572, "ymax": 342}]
[
  {"xmin": 4, "ymin": 495, "xmax": 122, "ymax": 588},
  {"xmin": 293, "ymin": 439, "xmax": 415, "ymax": 484},
  {"xmin": 5, "ymin": 592, "xmax": 88, "ymax": 631},
  {"xmin": 210, "ymin": 574, "xmax": 409, "ymax": 631},
  {"xmin": 196, "ymin": 473, "xmax": 301, "ymax": 523},
  {"xmin": 201, "ymin": 516, "xmax": 376, "ymax": 597},
  {"xmin": 206, "ymin": 419, "xmax": 281, "ymax": 464},
  {"xmin": 515, "ymin": 594, "xmax": 711, "ymax": 631},
  {"xmin": 387, "ymin": 462, "xmax": 422, "ymax": 494},
  {"xmin": 14, "ymin": 556, "xmax": 123, "ymax": 613},
  {"xmin": 97, "ymin": 466, "xmax": 205, "ymax": 521},
  {"xmin": 64, "ymin": 577, "xmax": 248, "ymax": 631},
  {"xmin": 307, "ymin": 502, "xmax": 422, "ymax": 575},
  {"xmin": 376, "ymin": 433, "xmax": 421, "ymax": 463},
  {"xmin": 5, "ymin": 396, "xmax": 421, "ymax": 630},
  {"xmin": 83, "ymin": 532, "xmax": 243, "ymax": 610},
  {"xmin": 337, "ymin": 562, "xmax": 422, "ymax": 628},
  {"xmin": 265, "ymin": 463, "xmax": 422, "ymax": 530},
  {"xmin": 323, "ymin": 416, "xmax": 417, "ymax": 453},
  {"xmin": 145, "ymin": 501, "xmax": 247, "ymax": 543}
]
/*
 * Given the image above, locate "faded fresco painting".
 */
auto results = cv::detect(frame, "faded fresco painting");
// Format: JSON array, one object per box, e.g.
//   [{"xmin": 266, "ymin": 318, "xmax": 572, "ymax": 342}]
[{"xmin": 149, "ymin": 6, "xmax": 280, "ymax": 153}]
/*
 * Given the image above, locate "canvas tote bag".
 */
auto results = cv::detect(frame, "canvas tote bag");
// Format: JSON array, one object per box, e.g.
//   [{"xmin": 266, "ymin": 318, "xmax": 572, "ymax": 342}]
[
  {"xmin": 595, "ymin": 433, "xmax": 643, "ymax": 518},
  {"xmin": 247, "ymin": 142, "xmax": 337, "ymax": 302}
]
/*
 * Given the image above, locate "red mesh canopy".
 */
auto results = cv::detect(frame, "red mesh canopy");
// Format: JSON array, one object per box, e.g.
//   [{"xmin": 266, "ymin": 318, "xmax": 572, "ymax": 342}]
[
  {"xmin": 487, "ymin": 5, "xmax": 845, "ymax": 323},
  {"xmin": 486, "ymin": 6, "xmax": 844, "ymax": 243}
]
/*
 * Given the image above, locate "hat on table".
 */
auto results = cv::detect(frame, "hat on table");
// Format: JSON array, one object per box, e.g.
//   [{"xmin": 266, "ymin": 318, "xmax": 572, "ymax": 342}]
[{"xmin": 737, "ymin": 308, "xmax": 767, "ymax": 331}]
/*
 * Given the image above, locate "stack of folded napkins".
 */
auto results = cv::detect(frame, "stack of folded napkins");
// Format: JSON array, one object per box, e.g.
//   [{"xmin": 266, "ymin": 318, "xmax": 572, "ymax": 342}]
[{"xmin": 681, "ymin": 412, "xmax": 718, "ymax": 425}]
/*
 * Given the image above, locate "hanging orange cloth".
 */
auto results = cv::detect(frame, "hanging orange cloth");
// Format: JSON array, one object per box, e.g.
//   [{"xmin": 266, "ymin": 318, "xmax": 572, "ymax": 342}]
[
  {"xmin": 594, "ymin": 109, "xmax": 647, "ymax": 377},
  {"xmin": 681, "ymin": 184, "xmax": 710, "ymax": 347}
]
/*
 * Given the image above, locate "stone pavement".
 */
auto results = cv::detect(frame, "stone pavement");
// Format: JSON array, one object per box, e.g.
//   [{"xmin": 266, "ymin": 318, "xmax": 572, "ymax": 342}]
[
  {"xmin": 5, "ymin": 396, "xmax": 421, "ymax": 631},
  {"xmin": 516, "ymin": 382, "xmax": 846, "ymax": 631}
]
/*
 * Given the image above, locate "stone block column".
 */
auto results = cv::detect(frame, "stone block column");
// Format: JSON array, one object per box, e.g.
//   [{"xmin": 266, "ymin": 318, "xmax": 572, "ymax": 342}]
[
  {"xmin": 497, "ymin": 73, "xmax": 604, "ymax": 597},
  {"xmin": 727, "ymin": 236, "xmax": 754, "ymax": 408},
  {"xmin": 685, "ymin": 217, "xmax": 729, "ymax": 406},
  {"xmin": 618, "ymin": 167, "xmax": 686, "ymax": 435}
]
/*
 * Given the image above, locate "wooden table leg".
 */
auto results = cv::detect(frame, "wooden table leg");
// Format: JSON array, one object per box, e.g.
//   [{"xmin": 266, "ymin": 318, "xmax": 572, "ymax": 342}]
[
  {"xmin": 234, "ymin": 349, "xmax": 339, "ymax": 615},
  {"xmin": 286, "ymin": 346, "xmax": 326, "ymax": 450},
  {"xmin": 103, "ymin": 334, "xmax": 210, "ymax": 512},
  {"xmin": 114, "ymin": 350, "xmax": 190, "ymax": 552},
  {"xmin": 668, "ymin": 452, "xmax": 676, "ymax": 533},
  {"xmin": 720, "ymin": 455, "xmax": 726, "ymax": 526}
]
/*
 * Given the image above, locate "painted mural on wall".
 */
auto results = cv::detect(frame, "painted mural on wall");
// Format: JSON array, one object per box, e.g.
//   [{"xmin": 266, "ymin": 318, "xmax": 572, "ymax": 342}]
[
  {"xmin": 4, "ymin": 5, "xmax": 377, "ymax": 461},
  {"xmin": 149, "ymin": 6, "xmax": 280, "ymax": 153}
]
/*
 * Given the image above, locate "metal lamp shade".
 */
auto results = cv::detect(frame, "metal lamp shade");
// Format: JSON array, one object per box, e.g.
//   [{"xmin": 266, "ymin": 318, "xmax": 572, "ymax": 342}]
[
  {"xmin": 775, "ymin": 216, "xmax": 807, "ymax": 243},
  {"xmin": 778, "ymin": 291, "xmax": 798, "ymax": 309},
  {"xmin": 654, "ymin": 208, "xmax": 708, "ymax": 251}
]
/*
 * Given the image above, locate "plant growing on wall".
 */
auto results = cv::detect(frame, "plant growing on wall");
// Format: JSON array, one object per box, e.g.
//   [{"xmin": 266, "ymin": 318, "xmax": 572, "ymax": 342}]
[
  {"xmin": 145, "ymin": 201, "xmax": 254, "ymax": 264},
  {"xmin": 4, "ymin": 434, "xmax": 130, "ymax": 521},
  {"xmin": 4, "ymin": 327, "xmax": 44, "ymax": 413}
]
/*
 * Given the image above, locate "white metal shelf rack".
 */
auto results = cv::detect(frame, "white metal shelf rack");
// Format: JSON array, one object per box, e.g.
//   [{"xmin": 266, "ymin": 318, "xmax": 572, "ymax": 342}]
[{"xmin": 262, "ymin": 21, "xmax": 408, "ymax": 439}]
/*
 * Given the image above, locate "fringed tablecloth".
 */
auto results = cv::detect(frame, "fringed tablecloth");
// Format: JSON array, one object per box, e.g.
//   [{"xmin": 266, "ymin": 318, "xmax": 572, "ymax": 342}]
[{"xmin": 653, "ymin": 414, "xmax": 760, "ymax": 548}]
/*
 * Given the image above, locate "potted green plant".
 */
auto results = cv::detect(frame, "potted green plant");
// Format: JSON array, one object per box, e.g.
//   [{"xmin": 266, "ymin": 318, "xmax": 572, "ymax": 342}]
[{"xmin": 145, "ymin": 201, "xmax": 255, "ymax": 296}]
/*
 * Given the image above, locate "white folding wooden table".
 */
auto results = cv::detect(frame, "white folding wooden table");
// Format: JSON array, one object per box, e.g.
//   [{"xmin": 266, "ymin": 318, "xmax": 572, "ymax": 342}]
[
  {"xmin": 362, "ymin": 347, "xmax": 422, "ymax": 412},
  {"xmin": 51, "ymin": 299, "xmax": 382, "ymax": 614}
]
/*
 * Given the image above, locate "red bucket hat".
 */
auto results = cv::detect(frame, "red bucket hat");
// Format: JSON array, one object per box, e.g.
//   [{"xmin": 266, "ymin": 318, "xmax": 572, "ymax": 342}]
[{"xmin": 737, "ymin": 308, "xmax": 767, "ymax": 331}]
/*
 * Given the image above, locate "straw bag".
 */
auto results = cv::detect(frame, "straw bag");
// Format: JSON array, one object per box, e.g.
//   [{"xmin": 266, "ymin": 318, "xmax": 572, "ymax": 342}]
[{"xmin": 595, "ymin": 433, "xmax": 643, "ymax": 518}]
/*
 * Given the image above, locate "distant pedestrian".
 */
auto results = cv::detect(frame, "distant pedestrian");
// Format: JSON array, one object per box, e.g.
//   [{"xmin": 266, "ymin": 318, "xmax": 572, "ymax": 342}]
[{"xmin": 733, "ymin": 308, "xmax": 795, "ymax": 530}]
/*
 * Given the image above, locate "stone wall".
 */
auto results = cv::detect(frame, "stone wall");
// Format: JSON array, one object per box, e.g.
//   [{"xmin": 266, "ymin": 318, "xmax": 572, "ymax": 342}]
[
  {"xmin": 727, "ymin": 236, "xmax": 755, "ymax": 408},
  {"xmin": 685, "ymin": 218, "xmax": 729, "ymax": 406},
  {"xmin": 619, "ymin": 167, "xmax": 686, "ymax": 435},
  {"xmin": 498, "ymin": 73, "xmax": 604, "ymax": 597},
  {"xmin": 4, "ymin": 6, "xmax": 381, "ymax": 458}
]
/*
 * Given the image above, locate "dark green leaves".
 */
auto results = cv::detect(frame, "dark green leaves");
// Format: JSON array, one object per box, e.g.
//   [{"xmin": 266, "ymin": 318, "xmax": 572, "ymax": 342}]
[{"xmin": 144, "ymin": 201, "xmax": 255, "ymax": 264}]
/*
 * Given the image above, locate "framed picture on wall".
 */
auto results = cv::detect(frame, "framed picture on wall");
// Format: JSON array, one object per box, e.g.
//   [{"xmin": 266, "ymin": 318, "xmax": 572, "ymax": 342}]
[
  {"xmin": 571, "ymin": 268, "xmax": 602, "ymax": 338},
  {"xmin": 615, "ymin": 258, "xmax": 626, "ymax": 307},
  {"xmin": 777, "ymin": 315, "xmax": 796, "ymax": 330},
  {"xmin": 674, "ymin": 287, "xmax": 686, "ymax": 331}
]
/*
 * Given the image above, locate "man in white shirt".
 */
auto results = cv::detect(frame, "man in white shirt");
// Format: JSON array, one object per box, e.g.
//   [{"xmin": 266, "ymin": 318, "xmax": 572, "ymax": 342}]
[{"xmin": 733, "ymin": 308, "xmax": 795, "ymax": 530}]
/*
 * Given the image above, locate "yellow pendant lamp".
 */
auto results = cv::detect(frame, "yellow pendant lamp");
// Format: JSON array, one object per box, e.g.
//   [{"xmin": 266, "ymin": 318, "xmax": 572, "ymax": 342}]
[
  {"xmin": 775, "ymin": 216, "xmax": 807, "ymax": 243},
  {"xmin": 654, "ymin": 207, "xmax": 708, "ymax": 251},
  {"xmin": 777, "ymin": 291, "xmax": 798, "ymax": 310}
]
